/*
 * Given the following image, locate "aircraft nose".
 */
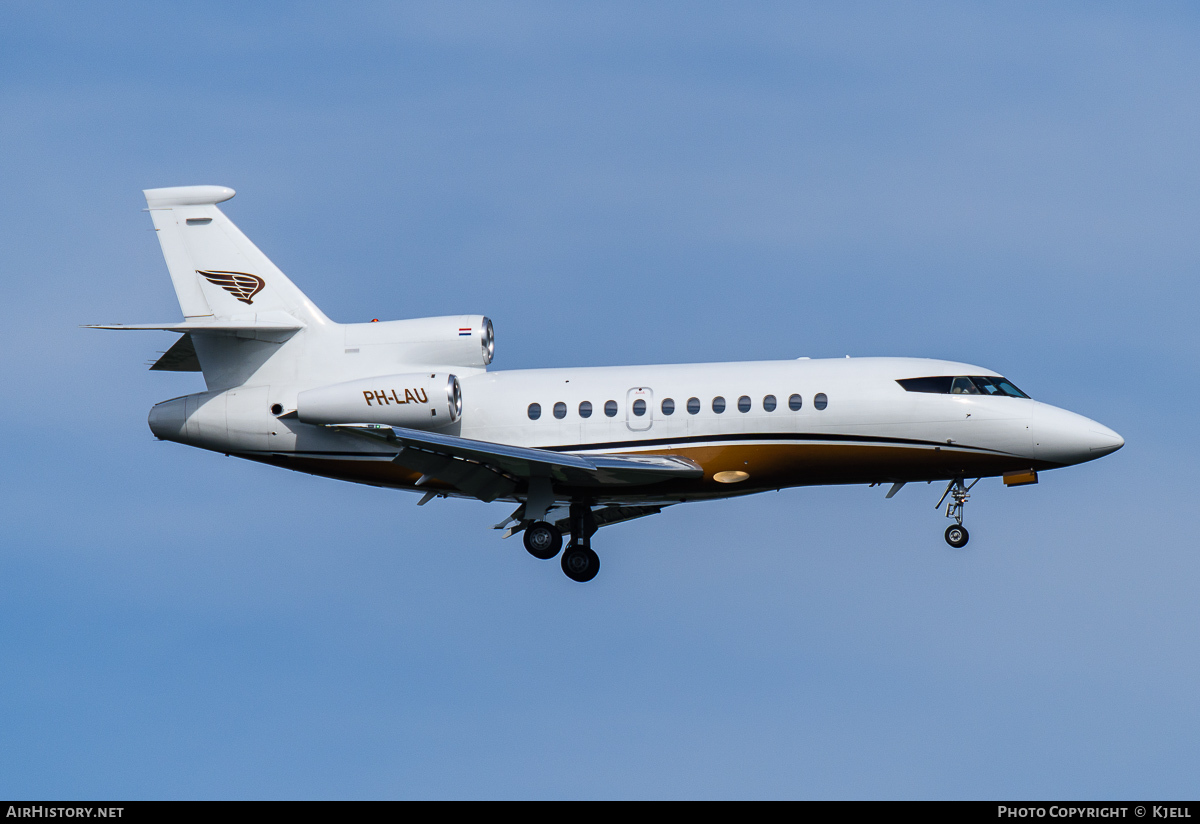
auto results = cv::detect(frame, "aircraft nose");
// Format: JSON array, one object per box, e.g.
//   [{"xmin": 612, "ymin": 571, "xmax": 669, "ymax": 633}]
[
  {"xmin": 1087, "ymin": 423, "xmax": 1124, "ymax": 457},
  {"xmin": 1033, "ymin": 405, "xmax": 1124, "ymax": 466}
]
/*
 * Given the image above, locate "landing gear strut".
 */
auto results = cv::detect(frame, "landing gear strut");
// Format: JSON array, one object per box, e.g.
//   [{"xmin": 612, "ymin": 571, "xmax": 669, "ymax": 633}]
[
  {"xmin": 507, "ymin": 498, "xmax": 604, "ymax": 581},
  {"xmin": 935, "ymin": 477, "xmax": 978, "ymax": 548},
  {"xmin": 561, "ymin": 502, "xmax": 600, "ymax": 582}
]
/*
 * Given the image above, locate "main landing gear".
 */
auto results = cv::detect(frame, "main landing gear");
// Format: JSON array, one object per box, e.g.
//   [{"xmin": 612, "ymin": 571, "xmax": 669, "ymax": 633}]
[
  {"xmin": 935, "ymin": 477, "xmax": 978, "ymax": 548},
  {"xmin": 522, "ymin": 521, "xmax": 562, "ymax": 560},
  {"xmin": 519, "ymin": 502, "xmax": 600, "ymax": 582},
  {"xmin": 560, "ymin": 503, "xmax": 600, "ymax": 583}
]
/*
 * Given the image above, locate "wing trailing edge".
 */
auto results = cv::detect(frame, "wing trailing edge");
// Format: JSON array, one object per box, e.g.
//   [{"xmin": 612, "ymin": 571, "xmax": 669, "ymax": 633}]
[{"xmin": 331, "ymin": 424, "xmax": 703, "ymax": 502}]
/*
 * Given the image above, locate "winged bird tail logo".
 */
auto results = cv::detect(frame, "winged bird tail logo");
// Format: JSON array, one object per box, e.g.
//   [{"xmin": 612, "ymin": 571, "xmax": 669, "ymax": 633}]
[{"xmin": 197, "ymin": 270, "xmax": 266, "ymax": 305}]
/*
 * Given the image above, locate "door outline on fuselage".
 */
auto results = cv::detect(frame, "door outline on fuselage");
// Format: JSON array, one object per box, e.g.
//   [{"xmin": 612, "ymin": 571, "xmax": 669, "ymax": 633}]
[{"xmin": 626, "ymin": 387, "xmax": 653, "ymax": 431}]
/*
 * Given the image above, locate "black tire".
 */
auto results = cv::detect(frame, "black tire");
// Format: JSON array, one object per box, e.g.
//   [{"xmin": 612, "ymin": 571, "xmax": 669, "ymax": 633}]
[
  {"xmin": 945, "ymin": 524, "xmax": 970, "ymax": 548},
  {"xmin": 561, "ymin": 545, "xmax": 600, "ymax": 582},
  {"xmin": 523, "ymin": 521, "xmax": 563, "ymax": 560}
]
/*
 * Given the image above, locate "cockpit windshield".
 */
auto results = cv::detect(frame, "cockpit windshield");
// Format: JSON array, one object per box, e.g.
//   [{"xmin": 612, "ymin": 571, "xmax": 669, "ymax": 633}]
[{"xmin": 897, "ymin": 376, "xmax": 1030, "ymax": 398}]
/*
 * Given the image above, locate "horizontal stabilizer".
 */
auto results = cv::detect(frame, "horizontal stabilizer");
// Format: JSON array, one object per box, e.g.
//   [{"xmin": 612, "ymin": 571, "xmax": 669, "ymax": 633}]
[{"xmin": 85, "ymin": 311, "xmax": 304, "ymax": 334}]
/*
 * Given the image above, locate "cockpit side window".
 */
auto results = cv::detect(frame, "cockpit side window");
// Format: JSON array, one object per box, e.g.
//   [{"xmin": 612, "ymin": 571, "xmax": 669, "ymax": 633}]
[
  {"xmin": 896, "ymin": 376, "xmax": 953, "ymax": 393},
  {"xmin": 971, "ymin": 377, "xmax": 1003, "ymax": 395},
  {"xmin": 898, "ymin": 376, "xmax": 1031, "ymax": 398},
  {"xmin": 974, "ymin": 376, "xmax": 1029, "ymax": 398}
]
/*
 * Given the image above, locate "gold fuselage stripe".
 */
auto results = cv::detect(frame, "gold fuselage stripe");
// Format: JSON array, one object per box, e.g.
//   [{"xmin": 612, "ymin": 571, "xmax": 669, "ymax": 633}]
[{"xmin": 248, "ymin": 438, "xmax": 1051, "ymax": 502}]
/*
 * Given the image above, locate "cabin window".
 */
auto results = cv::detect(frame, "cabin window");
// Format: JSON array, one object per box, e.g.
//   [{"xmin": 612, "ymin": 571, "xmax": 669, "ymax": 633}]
[
  {"xmin": 604, "ymin": 400, "xmax": 618, "ymax": 417},
  {"xmin": 814, "ymin": 393, "xmax": 828, "ymax": 410},
  {"xmin": 737, "ymin": 395, "xmax": 751, "ymax": 413},
  {"xmin": 661, "ymin": 398, "xmax": 675, "ymax": 415},
  {"xmin": 763, "ymin": 394, "xmax": 777, "ymax": 412},
  {"xmin": 579, "ymin": 400, "xmax": 593, "ymax": 418},
  {"xmin": 553, "ymin": 402, "xmax": 567, "ymax": 419},
  {"xmin": 528, "ymin": 403, "xmax": 541, "ymax": 420},
  {"xmin": 789, "ymin": 394, "xmax": 802, "ymax": 411},
  {"xmin": 632, "ymin": 399, "xmax": 647, "ymax": 416},
  {"xmin": 712, "ymin": 396, "xmax": 726, "ymax": 413},
  {"xmin": 687, "ymin": 397, "xmax": 701, "ymax": 414}
]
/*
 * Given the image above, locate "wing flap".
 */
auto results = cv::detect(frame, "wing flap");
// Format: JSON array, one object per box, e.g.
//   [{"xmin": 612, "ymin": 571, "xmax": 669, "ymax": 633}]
[
  {"xmin": 382, "ymin": 426, "xmax": 702, "ymax": 487},
  {"xmin": 392, "ymin": 445, "xmax": 518, "ymax": 503},
  {"xmin": 329, "ymin": 424, "xmax": 701, "ymax": 500}
]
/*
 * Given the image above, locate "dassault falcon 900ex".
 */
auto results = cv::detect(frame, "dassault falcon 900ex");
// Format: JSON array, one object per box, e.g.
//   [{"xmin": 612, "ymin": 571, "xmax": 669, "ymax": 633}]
[{"xmin": 91, "ymin": 185, "xmax": 1125, "ymax": 582}]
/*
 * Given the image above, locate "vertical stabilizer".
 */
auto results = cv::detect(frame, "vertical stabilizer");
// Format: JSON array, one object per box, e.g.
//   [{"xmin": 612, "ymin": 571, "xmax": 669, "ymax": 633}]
[{"xmin": 143, "ymin": 186, "xmax": 330, "ymax": 326}]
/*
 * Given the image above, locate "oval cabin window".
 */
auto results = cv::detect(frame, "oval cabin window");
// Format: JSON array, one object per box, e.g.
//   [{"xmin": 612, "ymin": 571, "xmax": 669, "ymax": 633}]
[
  {"xmin": 737, "ymin": 395, "xmax": 751, "ymax": 413},
  {"xmin": 789, "ymin": 394, "xmax": 802, "ymax": 411},
  {"xmin": 712, "ymin": 396, "xmax": 726, "ymax": 413},
  {"xmin": 579, "ymin": 400, "xmax": 592, "ymax": 418},
  {"xmin": 814, "ymin": 393, "xmax": 828, "ymax": 410},
  {"xmin": 553, "ymin": 402, "xmax": 567, "ymax": 419},
  {"xmin": 763, "ymin": 395, "xmax": 777, "ymax": 412},
  {"xmin": 632, "ymin": 399, "xmax": 647, "ymax": 416},
  {"xmin": 687, "ymin": 397, "xmax": 701, "ymax": 415},
  {"xmin": 604, "ymin": 400, "xmax": 618, "ymax": 417},
  {"xmin": 527, "ymin": 403, "xmax": 541, "ymax": 420},
  {"xmin": 661, "ymin": 398, "xmax": 675, "ymax": 415}
]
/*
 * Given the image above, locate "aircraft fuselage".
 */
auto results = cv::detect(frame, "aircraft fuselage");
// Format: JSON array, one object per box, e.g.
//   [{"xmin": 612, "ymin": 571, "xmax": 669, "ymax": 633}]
[{"xmin": 150, "ymin": 356, "xmax": 1122, "ymax": 503}]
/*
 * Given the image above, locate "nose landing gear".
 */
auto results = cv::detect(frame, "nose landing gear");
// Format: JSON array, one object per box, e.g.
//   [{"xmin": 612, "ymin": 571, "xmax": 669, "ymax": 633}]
[
  {"xmin": 936, "ymin": 477, "xmax": 978, "ymax": 548},
  {"xmin": 945, "ymin": 523, "xmax": 969, "ymax": 548}
]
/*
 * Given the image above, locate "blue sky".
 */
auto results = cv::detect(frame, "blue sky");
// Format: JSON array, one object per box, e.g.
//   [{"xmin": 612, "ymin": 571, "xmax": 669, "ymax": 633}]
[{"xmin": 1, "ymin": 1, "xmax": 1198, "ymax": 799}]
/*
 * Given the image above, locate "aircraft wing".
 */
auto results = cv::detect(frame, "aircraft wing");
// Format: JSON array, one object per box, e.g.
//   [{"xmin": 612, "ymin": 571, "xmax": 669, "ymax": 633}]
[{"xmin": 333, "ymin": 424, "xmax": 702, "ymax": 502}]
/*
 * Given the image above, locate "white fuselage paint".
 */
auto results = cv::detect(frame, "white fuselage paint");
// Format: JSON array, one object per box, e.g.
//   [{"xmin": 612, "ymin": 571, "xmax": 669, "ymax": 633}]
[
  {"xmin": 460, "ymin": 358, "xmax": 1027, "ymax": 452},
  {"xmin": 149, "ymin": 353, "xmax": 1123, "ymax": 502}
]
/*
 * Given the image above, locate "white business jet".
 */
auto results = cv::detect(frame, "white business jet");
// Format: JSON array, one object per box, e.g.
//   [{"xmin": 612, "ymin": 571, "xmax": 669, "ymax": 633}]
[{"xmin": 91, "ymin": 186, "xmax": 1124, "ymax": 582}]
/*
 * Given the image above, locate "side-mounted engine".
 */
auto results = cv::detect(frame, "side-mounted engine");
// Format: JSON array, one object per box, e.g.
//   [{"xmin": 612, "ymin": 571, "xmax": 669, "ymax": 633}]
[{"xmin": 296, "ymin": 372, "xmax": 462, "ymax": 428}]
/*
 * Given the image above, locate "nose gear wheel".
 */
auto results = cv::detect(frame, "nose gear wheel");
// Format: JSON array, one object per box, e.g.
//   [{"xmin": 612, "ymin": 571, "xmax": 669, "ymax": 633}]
[
  {"xmin": 945, "ymin": 524, "xmax": 969, "ymax": 548},
  {"xmin": 935, "ymin": 477, "xmax": 979, "ymax": 547}
]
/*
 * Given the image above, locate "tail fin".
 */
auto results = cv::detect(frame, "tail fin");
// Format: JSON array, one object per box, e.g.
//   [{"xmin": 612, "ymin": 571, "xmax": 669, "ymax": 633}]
[{"xmin": 143, "ymin": 186, "xmax": 330, "ymax": 326}]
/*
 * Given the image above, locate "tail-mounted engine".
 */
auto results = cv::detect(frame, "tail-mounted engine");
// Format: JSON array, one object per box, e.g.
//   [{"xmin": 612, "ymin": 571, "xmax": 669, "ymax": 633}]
[
  {"xmin": 342, "ymin": 315, "xmax": 494, "ymax": 369},
  {"xmin": 297, "ymin": 372, "xmax": 462, "ymax": 428}
]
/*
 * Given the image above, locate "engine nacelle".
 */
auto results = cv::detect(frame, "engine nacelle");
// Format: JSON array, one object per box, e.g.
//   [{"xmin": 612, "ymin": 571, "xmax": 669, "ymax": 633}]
[
  {"xmin": 296, "ymin": 372, "xmax": 462, "ymax": 428},
  {"xmin": 342, "ymin": 315, "xmax": 494, "ymax": 369}
]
